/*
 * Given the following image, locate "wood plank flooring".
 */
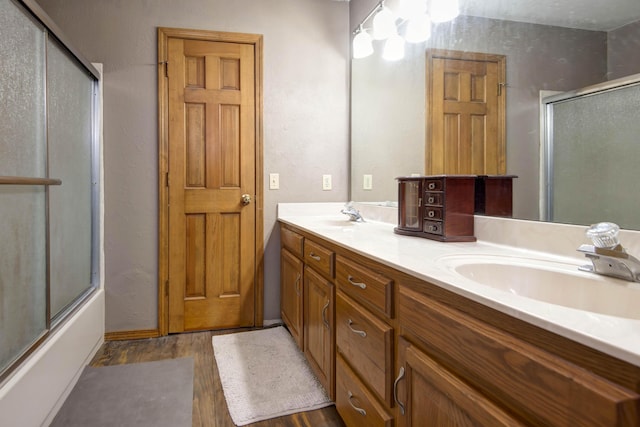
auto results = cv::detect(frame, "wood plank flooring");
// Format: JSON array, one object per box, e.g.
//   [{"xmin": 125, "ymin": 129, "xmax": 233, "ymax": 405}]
[{"xmin": 90, "ymin": 328, "xmax": 345, "ymax": 427}]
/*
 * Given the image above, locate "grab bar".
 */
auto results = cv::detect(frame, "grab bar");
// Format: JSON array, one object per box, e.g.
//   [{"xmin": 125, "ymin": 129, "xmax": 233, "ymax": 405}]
[{"xmin": 0, "ymin": 176, "xmax": 62, "ymax": 186}]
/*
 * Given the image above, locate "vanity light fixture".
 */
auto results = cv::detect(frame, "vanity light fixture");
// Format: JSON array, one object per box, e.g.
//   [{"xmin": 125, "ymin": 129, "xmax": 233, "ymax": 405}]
[
  {"xmin": 352, "ymin": 0, "xmax": 459, "ymax": 61},
  {"xmin": 353, "ymin": 25, "xmax": 374, "ymax": 58},
  {"xmin": 383, "ymin": 32, "xmax": 405, "ymax": 60},
  {"xmin": 430, "ymin": 0, "xmax": 460, "ymax": 23},
  {"xmin": 372, "ymin": 3, "xmax": 396, "ymax": 40},
  {"xmin": 404, "ymin": 13, "xmax": 432, "ymax": 43}
]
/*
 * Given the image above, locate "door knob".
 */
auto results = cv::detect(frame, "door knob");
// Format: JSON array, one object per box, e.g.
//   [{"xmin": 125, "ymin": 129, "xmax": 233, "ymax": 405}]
[{"xmin": 241, "ymin": 194, "xmax": 251, "ymax": 205}]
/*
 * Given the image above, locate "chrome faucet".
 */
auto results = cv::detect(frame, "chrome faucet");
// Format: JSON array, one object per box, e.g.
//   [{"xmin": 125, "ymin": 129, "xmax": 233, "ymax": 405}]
[
  {"xmin": 341, "ymin": 202, "xmax": 365, "ymax": 222},
  {"xmin": 578, "ymin": 222, "xmax": 640, "ymax": 282}
]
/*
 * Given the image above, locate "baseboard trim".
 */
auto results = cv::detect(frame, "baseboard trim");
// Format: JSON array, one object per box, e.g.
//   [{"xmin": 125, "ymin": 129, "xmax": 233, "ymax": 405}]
[{"xmin": 104, "ymin": 329, "xmax": 160, "ymax": 341}]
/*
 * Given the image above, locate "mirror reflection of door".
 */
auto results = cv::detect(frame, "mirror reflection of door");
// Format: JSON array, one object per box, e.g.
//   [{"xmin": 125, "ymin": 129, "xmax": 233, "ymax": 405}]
[{"xmin": 426, "ymin": 49, "xmax": 506, "ymax": 176}]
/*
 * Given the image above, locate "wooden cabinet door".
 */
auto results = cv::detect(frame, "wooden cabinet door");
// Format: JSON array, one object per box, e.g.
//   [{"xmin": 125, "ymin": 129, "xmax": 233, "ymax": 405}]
[
  {"xmin": 304, "ymin": 265, "xmax": 335, "ymax": 399},
  {"xmin": 396, "ymin": 337, "xmax": 525, "ymax": 427},
  {"xmin": 281, "ymin": 248, "xmax": 303, "ymax": 349}
]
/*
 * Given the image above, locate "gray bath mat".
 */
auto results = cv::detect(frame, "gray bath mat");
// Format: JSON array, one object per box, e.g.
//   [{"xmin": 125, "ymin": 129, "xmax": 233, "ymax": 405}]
[{"xmin": 50, "ymin": 357, "xmax": 194, "ymax": 427}]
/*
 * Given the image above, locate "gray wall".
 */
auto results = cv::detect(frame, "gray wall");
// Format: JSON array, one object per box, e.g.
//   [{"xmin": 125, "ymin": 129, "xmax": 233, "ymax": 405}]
[
  {"xmin": 608, "ymin": 20, "xmax": 640, "ymax": 80},
  {"xmin": 36, "ymin": 0, "xmax": 350, "ymax": 332}
]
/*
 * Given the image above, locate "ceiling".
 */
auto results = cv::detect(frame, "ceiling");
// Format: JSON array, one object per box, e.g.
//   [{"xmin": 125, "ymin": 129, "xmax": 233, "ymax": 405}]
[
  {"xmin": 340, "ymin": 0, "xmax": 640, "ymax": 32},
  {"xmin": 459, "ymin": 0, "xmax": 640, "ymax": 31}
]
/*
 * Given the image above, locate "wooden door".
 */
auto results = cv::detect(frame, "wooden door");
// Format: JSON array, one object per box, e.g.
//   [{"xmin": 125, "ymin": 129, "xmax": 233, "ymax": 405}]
[
  {"xmin": 281, "ymin": 248, "xmax": 304, "ymax": 349},
  {"xmin": 304, "ymin": 265, "xmax": 335, "ymax": 399},
  {"xmin": 426, "ymin": 50, "xmax": 506, "ymax": 176},
  {"xmin": 396, "ymin": 337, "xmax": 524, "ymax": 427},
  {"xmin": 158, "ymin": 29, "xmax": 263, "ymax": 334}
]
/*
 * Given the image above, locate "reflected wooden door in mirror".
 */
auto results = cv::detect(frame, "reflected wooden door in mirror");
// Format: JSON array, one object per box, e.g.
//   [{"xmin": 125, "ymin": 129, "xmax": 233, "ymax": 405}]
[{"xmin": 426, "ymin": 49, "xmax": 506, "ymax": 176}]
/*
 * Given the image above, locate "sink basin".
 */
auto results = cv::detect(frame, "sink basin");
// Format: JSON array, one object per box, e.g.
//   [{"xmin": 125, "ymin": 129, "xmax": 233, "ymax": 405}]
[{"xmin": 440, "ymin": 255, "xmax": 640, "ymax": 320}]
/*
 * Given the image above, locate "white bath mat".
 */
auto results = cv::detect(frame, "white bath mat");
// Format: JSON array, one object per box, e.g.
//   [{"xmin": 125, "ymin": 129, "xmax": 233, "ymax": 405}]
[{"xmin": 212, "ymin": 326, "xmax": 332, "ymax": 426}]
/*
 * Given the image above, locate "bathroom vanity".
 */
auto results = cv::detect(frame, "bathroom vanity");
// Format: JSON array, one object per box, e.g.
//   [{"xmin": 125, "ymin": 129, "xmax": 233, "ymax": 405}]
[{"xmin": 278, "ymin": 203, "xmax": 640, "ymax": 427}]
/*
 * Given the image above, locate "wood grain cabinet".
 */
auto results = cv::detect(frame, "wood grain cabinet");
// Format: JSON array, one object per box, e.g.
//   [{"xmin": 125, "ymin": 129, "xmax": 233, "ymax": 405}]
[
  {"xmin": 395, "ymin": 336, "xmax": 525, "ymax": 427},
  {"xmin": 280, "ymin": 224, "xmax": 336, "ymax": 399},
  {"xmin": 304, "ymin": 264, "xmax": 335, "ymax": 399},
  {"xmin": 396, "ymin": 284, "xmax": 640, "ymax": 427},
  {"xmin": 280, "ymin": 248, "xmax": 303, "ymax": 349},
  {"xmin": 335, "ymin": 255, "xmax": 395, "ymax": 426},
  {"xmin": 280, "ymin": 226, "xmax": 305, "ymax": 349},
  {"xmin": 280, "ymin": 222, "xmax": 640, "ymax": 427}
]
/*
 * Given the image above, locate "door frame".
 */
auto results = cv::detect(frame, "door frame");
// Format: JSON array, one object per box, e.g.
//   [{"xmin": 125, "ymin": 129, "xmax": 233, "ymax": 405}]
[{"xmin": 157, "ymin": 27, "xmax": 264, "ymax": 336}]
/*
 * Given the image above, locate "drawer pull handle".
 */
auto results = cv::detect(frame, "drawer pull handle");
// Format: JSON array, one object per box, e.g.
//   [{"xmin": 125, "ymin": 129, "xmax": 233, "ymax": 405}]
[
  {"xmin": 321, "ymin": 300, "xmax": 330, "ymax": 330},
  {"xmin": 394, "ymin": 366, "xmax": 406, "ymax": 415},
  {"xmin": 347, "ymin": 275, "xmax": 366, "ymax": 290},
  {"xmin": 347, "ymin": 391, "xmax": 367, "ymax": 416},
  {"xmin": 347, "ymin": 319, "xmax": 367, "ymax": 338},
  {"xmin": 295, "ymin": 273, "xmax": 301, "ymax": 296},
  {"xmin": 427, "ymin": 210, "xmax": 435, "ymax": 218},
  {"xmin": 428, "ymin": 182, "xmax": 436, "ymax": 190},
  {"xmin": 310, "ymin": 253, "xmax": 321, "ymax": 261}
]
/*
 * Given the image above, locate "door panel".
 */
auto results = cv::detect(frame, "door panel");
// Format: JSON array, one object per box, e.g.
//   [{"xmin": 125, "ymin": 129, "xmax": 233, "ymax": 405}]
[
  {"xmin": 166, "ymin": 36, "xmax": 256, "ymax": 333},
  {"xmin": 427, "ymin": 50, "xmax": 505, "ymax": 176}
]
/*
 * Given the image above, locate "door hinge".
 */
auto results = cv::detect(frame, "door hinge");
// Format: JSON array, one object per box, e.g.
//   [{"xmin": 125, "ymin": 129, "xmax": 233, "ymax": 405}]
[
  {"xmin": 165, "ymin": 171, "xmax": 170, "ymax": 187},
  {"xmin": 165, "ymin": 280, "xmax": 169, "ymax": 297},
  {"xmin": 160, "ymin": 61, "xmax": 168, "ymax": 78},
  {"xmin": 498, "ymin": 82, "xmax": 507, "ymax": 96}
]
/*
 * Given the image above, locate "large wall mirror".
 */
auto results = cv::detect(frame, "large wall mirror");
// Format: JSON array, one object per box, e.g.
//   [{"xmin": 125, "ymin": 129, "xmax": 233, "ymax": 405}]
[{"xmin": 350, "ymin": 0, "xmax": 640, "ymax": 229}]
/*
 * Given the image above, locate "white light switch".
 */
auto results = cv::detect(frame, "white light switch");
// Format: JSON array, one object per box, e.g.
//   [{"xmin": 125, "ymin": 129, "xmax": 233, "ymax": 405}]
[
  {"xmin": 363, "ymin": 174, "xmax": 373, "ymax": 190},
  {"xmin": 269, "ymin": 173, "xmax": 279, "ymax": 190},
  {"xmin": 322, "ymin": 174, "xmax": 332, "ymax": 191}
]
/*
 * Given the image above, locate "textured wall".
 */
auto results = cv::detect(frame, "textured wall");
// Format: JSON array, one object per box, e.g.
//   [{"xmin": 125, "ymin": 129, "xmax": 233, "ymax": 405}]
[
  {"xmin": 35, "ymin": 0, "xmax": 350, "ymax": 331},
  {"xmin": 608, "ymin": 20, "xmax": 640, "ymax": 80}
]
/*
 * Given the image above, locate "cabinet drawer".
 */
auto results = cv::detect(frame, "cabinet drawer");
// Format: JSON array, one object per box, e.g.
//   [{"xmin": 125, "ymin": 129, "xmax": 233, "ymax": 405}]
[
  {"xmin": 423, "ymin": 220, "xmax": 443, "ymax": 235},
  {"xmin": 304, "ymin": 239, "xmax": 335, "ymax": 279},
  {"xmin": 280, "ymin": 225, "xmax": 304, "ymax": 258},
  {"xmin": 424, "ymin": 178, "xmax": 443, "ymax": 191},
  {"xmin": 336, "ymin": 255, "xmax": 393, "ymax": 319},
  {"xmin": 399, "ymin": 285, "xmax": 640, "ymax": 427},
  {"xmin": 423, "ymin": 192, "xmax": 443, "ymax": 206},
  {"xmin": 336, "ymin": 354, "xmax": 393, "ymax": 427},
  {"xmin": 336, "ymin": 291, "xmax": 393, "ymax": 406},
  {"xmin": 424, "ymin": 206, "xmax": 443, "ymax": 220}
]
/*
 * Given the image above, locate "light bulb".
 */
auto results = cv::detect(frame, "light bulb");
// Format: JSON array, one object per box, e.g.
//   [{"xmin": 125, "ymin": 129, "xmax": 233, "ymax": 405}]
[
  {"xmin": 352, "ymin": 29, "xmax": 374, "ymax": 59},
  {"xmin": 383, "ymin": 32, "xmax": 405, "ymax": 61},
  {"xmin": 398, "ymin": 0, "xmax": 427, "ymax": 20},
  {"xmin": 372, "ymin": 6, "xmax": 397, "ymax": 40},
  {"xmin": 430, "ymin": 0, "xmax": 459, "ymax": 23},
  {"xmin": 405, "ymin": 13, "xmax": 432, "ymax": 43}
]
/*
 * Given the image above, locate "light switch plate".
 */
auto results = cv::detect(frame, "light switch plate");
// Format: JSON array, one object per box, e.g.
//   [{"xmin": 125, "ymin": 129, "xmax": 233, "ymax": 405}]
[
  {"xmin": 269, "ymin": 173, "xmax": 279, "ymax": 190},
  {"xmin": 363, "ymin": 174, "xmax": 373, "ymax": 190},
  {"xmin": 322, "ymin": 174, "xmax": 332, "ymax": 190}
]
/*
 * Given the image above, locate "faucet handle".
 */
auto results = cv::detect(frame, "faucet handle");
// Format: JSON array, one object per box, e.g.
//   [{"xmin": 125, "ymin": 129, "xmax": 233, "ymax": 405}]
[{"xmin": 586, "ymin": 222, "xmax": 620, "ymax": 249}]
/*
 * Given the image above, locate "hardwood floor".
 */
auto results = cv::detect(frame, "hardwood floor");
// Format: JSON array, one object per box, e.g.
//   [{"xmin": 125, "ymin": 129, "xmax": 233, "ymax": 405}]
[{"xmin": 90, "ymin": 328, "xmax": 345, "ymax": 427}]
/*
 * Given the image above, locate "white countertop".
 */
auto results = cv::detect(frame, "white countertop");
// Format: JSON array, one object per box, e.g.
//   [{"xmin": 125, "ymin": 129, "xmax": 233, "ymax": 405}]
[{"xmin": 278, "ymin": 203, "xmax": 640, "ymax": 367}]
